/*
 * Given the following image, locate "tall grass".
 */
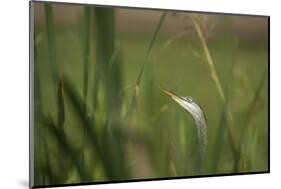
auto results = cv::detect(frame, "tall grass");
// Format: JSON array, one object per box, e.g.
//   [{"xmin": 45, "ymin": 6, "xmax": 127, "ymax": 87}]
[
  {"xmin": 137, "ymin": 11, "xmax": 167, "ymax": 85},
  {"xmin": 127, "ymin": 11, "xmax": 167, "ymax": 118},
  {"xmin": 33, "ymin": 3, "xmax": 268, "ymax": 186},
  {"xmin": 190, "ymin": 15, "xmax": 238, "ymax": 161},
  {"xmin": 94, "ymin": 7, "xmax": 128, "ymax": 180},
  {"xmin": 82, "ymin": 7, "xmax": 91, "ymax": 104},
  {"xmin": 44, "ymin": 4, "xmax": 58, "ymax": 84},
  {"xmin": 209, "ymin": 37, "xmax": 239, "ymax": 172},
  {"xmin": 234, "ymin": 70, "xmax": 267, "ymax": 171}
]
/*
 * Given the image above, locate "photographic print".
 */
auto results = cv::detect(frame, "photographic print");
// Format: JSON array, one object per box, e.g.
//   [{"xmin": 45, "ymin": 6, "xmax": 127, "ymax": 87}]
[{"xmin": 30, "ymin": 1, "xmax": 269, "ymax": 188}]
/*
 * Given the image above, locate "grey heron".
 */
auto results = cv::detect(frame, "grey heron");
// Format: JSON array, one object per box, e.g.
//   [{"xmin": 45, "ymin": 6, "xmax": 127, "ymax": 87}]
[{"xmin": 160, "ymin": 88, "xmax": 208, "ymax": 169}]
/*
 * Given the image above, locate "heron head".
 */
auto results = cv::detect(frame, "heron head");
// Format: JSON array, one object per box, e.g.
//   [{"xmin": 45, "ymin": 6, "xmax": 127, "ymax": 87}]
[{"xmin": 160, "ymin": 87, "xmax": 205, "ymax": 120}]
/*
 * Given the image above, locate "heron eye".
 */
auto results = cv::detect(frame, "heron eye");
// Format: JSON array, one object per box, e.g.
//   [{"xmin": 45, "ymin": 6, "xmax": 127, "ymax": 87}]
[{"xmin": 184, "ymin": 96, "xmax": 193, "ymax": 103}]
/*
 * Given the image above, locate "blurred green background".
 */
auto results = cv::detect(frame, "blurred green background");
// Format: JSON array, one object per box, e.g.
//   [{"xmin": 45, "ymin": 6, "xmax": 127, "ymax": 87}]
[{"xmin": 33, "ymin": 2, "xmax": 268, "ymax": 187}]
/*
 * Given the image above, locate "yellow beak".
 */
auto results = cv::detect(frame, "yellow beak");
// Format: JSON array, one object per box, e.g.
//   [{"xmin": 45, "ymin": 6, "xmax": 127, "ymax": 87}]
[{"xmin": 159, "ymin": 87, "xmax": 185, "ymax": 102}]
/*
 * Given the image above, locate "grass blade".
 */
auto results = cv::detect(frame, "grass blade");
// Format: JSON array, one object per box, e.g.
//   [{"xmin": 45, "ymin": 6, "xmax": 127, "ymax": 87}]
[
  {"xmin": 42, "ymin": 115, "xmax": 92, "ymax": 181},
  {"xmin": 136, "ymin": 11, "xmax": 167, "ymax": 85},
  {"xmin": 57, "ymin": 79, "xmax": 65, "ymax": 130},
  {"xmin": 209, "ymin": 38, "xmax": 239, "ymax": 172},
  {"xmin": 94, "ymin": 7, "xmax": 130, "ymax": 180},
  {"xmin": 82, "ymin": 7, "xmax": 91, "ymax": 103},
  {"xmin": 44, "ymin": 4, "xmax": 58, "ymax": 84},
  {"xmin": 234, "ymin": 70, "xmax": 267, "ymax": 171},
  {"xmin": 191, "ymin": 15, "xmax": 238, "ymax": 159},
  {"xmin": 63, "ymin": 76, "xmax": 114, "ymax": 180},
  {"xmin": 126, "ymin": 11, "xmax": 167, "ymax": 117}
]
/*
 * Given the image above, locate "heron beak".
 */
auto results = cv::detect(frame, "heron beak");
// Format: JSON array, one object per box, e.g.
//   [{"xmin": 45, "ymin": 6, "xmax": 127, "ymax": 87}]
[{"xmin": 159, "ymin": 87, "xmax": 185, "ymax": 102}]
